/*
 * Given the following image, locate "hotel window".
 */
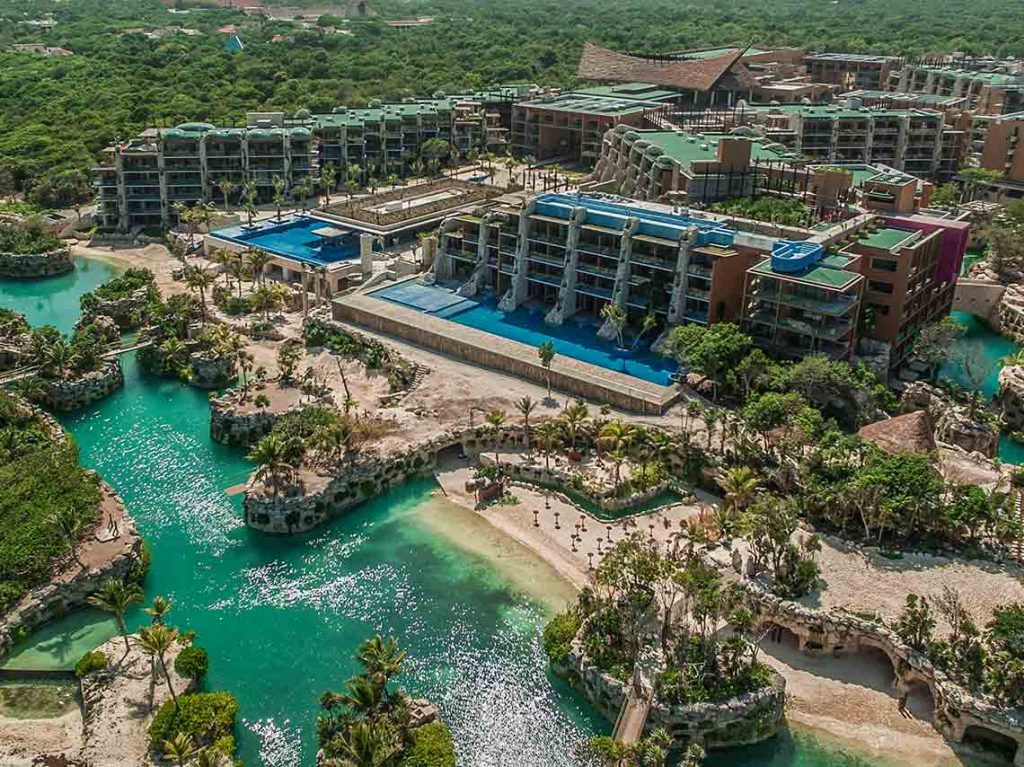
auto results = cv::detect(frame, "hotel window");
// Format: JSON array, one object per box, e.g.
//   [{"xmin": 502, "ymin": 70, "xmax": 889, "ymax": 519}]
[
  {"xmin": 869, "ymin": 280, "xmax": 894, "ymax": 295},
  {"xmin": 871, "ymin": 257, "xmax": 898, "ymax": 272}
]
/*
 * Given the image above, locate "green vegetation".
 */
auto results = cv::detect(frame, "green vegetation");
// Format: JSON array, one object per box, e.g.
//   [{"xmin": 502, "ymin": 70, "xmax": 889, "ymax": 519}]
[
  {"xmin": 305, "ymin": 318, "xmax": 417, "ymax": 393},
  {"xmin": 541, "ymin": 609, "xmax": 582, "ymax": 664},
  {"xmin": 0, "ymin": 391, "xmax": 102, "ymax": 611},
  {"xmin": 317, "ymin": 635, "xmax": 455, "ymax": 767},
  {"xmin": 148, "ymin": 691, "xmax": 239, "ymax": 758},
  {"xmin": 709, "ymin": 196, "xmax": 812, "ymax": 228},
  {"xmin": 585, "ymin": 733, "xmax": 703, "ymax": 767},
  {"xmin": 74, "ymin": 649, "xmax": 108, "ymax": 678},
  {"xmin": 0, "ymin": 220, "xmax": 62, "ymax": 254},
  {"xmin": 19, "ymin": 318, "xmax": 118, "ymax": 382},
  {"xmin": 81, "ymin": 267, "xmax": 157, "ymax": 307},
  {"xmin": 894, "ymin": 595, "xmax": 1024, "ymax": 707},
  {"xmin": 174, "ymin": 645, "xmax": 210, "ymax": 683}
]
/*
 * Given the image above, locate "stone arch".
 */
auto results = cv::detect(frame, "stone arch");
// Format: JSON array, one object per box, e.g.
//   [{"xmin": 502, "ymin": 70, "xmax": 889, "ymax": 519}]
[{"xmin": 961, "ymin": 725, "xmax": 1019, "ymax": 764}]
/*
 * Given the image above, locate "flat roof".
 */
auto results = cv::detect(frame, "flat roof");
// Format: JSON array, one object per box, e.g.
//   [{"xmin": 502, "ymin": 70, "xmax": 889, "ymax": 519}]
[
  {"xmin": 806, "ymin": 52, "xmax": 898, "ymax": 63},
  {"xmin": 629, "ymin": 130, "xmax": 799, "ymax": 171},
  {"xmin": 842, "ymin": 89, "xmax": 966, "ymax": 107},
  {"xmin": 858, "ymin": 226, "xmax": 917, "ymax": 250},
  {"xmin": 751, "ymin": 258, "xmax": 861, "ymax": 289},
  {"xmin": 576, "ymin": 82, "xmax": 681, "ymax": 102},
  {"xmin": 751, "ymin": 103, "xmax": 942, "ymax": 120},
  {"xmin": 519, "ymin": 90, "xmax": 668, "ymax": 117}
]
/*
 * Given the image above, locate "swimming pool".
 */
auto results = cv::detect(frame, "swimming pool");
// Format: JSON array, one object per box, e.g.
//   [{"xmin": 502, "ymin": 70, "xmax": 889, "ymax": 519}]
[
  {"xmin": 370, "ymin": 281, "xmax": 678, "ymax": 386},
  {"xmin": 210, "ymin": 216, "xmax": 362, "ymax": 265}
]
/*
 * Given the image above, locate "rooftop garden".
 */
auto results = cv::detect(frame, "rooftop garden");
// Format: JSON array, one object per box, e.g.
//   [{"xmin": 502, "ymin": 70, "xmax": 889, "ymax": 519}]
[
  {"xmin": 0, "ymin": 220, "xmax": 62, "ymax": 255},
  {"xmin": 708, "ymin": 196, "xmax": 814, "ymax": 228},
  {"xmin": 0, "ymin": 392, "xmax": 102, "ymax": 611}
]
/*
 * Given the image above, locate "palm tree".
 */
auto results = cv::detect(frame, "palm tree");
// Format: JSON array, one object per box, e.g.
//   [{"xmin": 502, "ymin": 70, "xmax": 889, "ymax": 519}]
[
  {"xmin": 514, "ymin": 396, "xmax": 537, "ymax": 452},
  {"xmin": 534, "ymin": 420, "xmax": 561, "ymax": 472},
  {"xmin": 245, "ymin": 248, "xmax": 273, "ymax": 288},
  {"xmin": 195, "ymin": 748, "xmax": 230, "ymax": 767},
  {"xmin": 184, "ymin": 265, "xmax": 214, "ymax": 321},
  {"xmin": 47, "ymin": 507, "xmax": 89, "ymax": 570},
  {"xmin": 272, "ymin": 176, "xmax": 286, "ymax": 222},
  {"xmin": 600, "ymin": 303, "xmax": 628, "ymax": 349},
  {"xmin": 144, "ymin": 595, "xmax": 172, "ymax": 625},
  {"xmin": 248, "ymin": 433, "xmax": 295, "ymax": 496},
  {"xmin": 139, "ymin": 624, "xmax": 180, "ymax": 711},
  {"xmin": 217, "ymin": 179, "xmax": 235, "ymax": 212},
  {"xmin": 41, "ymin": 337, "xmax": 73, "ymax": 380},
  {"xmin": 87, "ymin": 579, "xmax": 143, "ymax": 658},
  {"xmin": 321, "ymin": 166, "xmax": 336, "ymax": 206},
  {"xmin": 162, "ymin": 732, "xmax": 197, "ymax": 767},
  {"xmin": 242, "ymin": 180, "xmax": 258, "ymax": 228},
  {"xmin": 719, "ymin": 466, "xmax": 760, "ymax": 515},
  {"xmin": 560, "ymin": 402, "xmax": 589, "ymax": 452},
  {"xmin": 485, "ymin": 409, "xmax": 506, "ymax": 467},
  {"xmin": 607, "ymin": 448, "xmax": 628, "ymax": 491},
  {"xmin": 537, "ymin": 341, "xmax": 556, "ymax": 397},
  {"xmin": 251, "ymin": 283, "xmax": 288, "ymax": 322},
  {"xmin": 356, "ymin": 635, "xmax": 406, "ymax": 689},
  {"xmin": 324, "ymin": 720, "xmax": 400, "ymax": 767}
]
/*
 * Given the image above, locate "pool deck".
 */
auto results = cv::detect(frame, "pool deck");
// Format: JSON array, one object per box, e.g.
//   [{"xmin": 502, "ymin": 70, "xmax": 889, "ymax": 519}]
[{"xmin": 332, "ymin": 282, "xmax": 682, "ymax": 414}]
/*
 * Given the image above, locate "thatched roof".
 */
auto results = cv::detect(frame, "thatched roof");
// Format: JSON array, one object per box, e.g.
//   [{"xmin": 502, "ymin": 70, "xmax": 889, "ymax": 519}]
[
  {"xmin": 857, "ymin": 410, "xmax": 938, "ymax": 455},
  {"xmin": 577, "ymin": 43, "xmax": 757, "ymax": 92}
]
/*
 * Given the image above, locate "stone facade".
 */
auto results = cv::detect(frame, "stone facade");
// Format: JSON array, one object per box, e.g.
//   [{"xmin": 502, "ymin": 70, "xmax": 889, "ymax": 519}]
[
  {"xmin": 998, "ymin": 284, "xmax": 1024, "ymax": 345},
  {"xmin": 743, "ymin": 579, "xmax": 1024, "ymax": 765},
  {"xmin": 0, "ymin": 484, "xmax": 142, "ymax": 658},
  {"xmin": 243, "ymin": 426, "xmax": 528, "ymax": 534},
  {"xmin": 999, "ymin": 365, "xmax": 1024, "ymax": 432},
  {"xmin": 188, "ymin": 348, "xmax": 236, "ymax": 389},
  {"xmin": 82, "ymin": 287, "xmax": 151, "ymax": 329},
  {"xmin": 0, "ymin": 246, "xmax": 74, "ymax": 279},
  {"xmin": 209, "ymin": 394, "xmax": 287, "ymax": 447},
  {"xmin": 32, "ymin": 359, "xmax": 124, "ymax": 412},
  {"xmin": 900, "ymin": 382, "xmax": 1000, "ymax": 457}
]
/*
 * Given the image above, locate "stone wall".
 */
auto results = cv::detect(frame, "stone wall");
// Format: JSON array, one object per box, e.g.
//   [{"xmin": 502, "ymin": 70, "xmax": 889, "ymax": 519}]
[
  {"xmin": 189, "ymin": 349, "xmax": 236, "ymax": 389},
  {"xmin": 0, "ymin": 246, "xmax": 74, "ymax": 279},
  {"xmin": 998, "ymin": 285, "xmax": 1024, "ymax": 345},
  {"xmin": 492, "ymin": 459, "xmax": 670, "ymax": 512},
  {"xmin": 953, "ymin": 279, "xmax": 1006, "ymax": 328},
  {"xmin": 742, "ymin": 579, "xmax": 1024, "ymax": 762},
  {"xmin": 32, "ymin": 360, "xmax": 124, "ymax": 412},
  {"xmin": 243, "ymin": 426, "xmax": 527, "ymax": 534},
  {"xmin": 999, "ymin": 366, "xmax": 1024, "ymax": 432},
  {"xmin": 0, "ymin": 484, "xmax": 142, "ymax": 659},
  {"xmin": 900, "ymin": 382, "xmax": 1000, "ymax": 457},
  {"xmin": 209, "ymin": 395, "xmax": 287, "ymax": 447},
  {"xmin": 82, "ymin": 287, "xmax": 151, "ymax": 329}
]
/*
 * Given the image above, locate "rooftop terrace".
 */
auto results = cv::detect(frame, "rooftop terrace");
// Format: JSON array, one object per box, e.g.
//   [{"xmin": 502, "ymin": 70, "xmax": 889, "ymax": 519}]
[
  {"xmin": 518, "ymin": 90, "xmax": 668, "ymax": 117},
  {"xmin": 623, "ymin": 130, "xmax": 799, "ymax": 171},
  {"xmin": 857, "ymin": 226, "xmax": 918, "ymax": 250}
]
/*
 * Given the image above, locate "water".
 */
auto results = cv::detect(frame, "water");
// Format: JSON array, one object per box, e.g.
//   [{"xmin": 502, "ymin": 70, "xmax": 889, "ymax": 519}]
[
  {"xmin": 371, "ymin": 281, "xmax": 678, "ymax": 386},
  {"xmin": 0, "ymin": 256, "xmax": 900, "ymax": 767},
  {"xmin": 210, "ymin": 216, "xmax": 362, "ymax": 265},
  {"xmin": 940, "ymin": 311, "xmax": 1024, "ymax": 465},
  {"xmin": 0, "ymin": 255, "xmax": 119, "ymax": 333},
  {"xmin": 0, "ymin": 609, "xmax": 118, "ymax": 671}
]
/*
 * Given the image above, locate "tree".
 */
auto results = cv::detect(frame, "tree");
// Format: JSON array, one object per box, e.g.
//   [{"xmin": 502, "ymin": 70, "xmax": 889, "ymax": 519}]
[
  {"xmin": 742, "ymin": 391, "xmax": 807, "ymax": 453},
  {"xmin": 217, "ymin": 179, "xmax": 235, "ymax": 212},
  {"xmin": 534, "ymin": 420, "xmax": 561, "ymax": 472},
  {"xmin": 719, "ymin": 465, "xmax": 760, "ymax": 517},
  {"xmin": 245, "ymin": 248, "xmax": 273, "ymax": 288},
  {"xmin": 514, "ymin": 396, "xmax": 537, "ymax": 450},
  {"xmin": 242, "ymin": 180, "xmax": 258, "ymax": 228},
  {"xmin": 184, "ymin": 265, "xmax": 214, "ymax": 321},
  {"xmin": 893, "ymin": 594, "xmax": 935, "ymax": 652},
  {"xmin": 537, "ymin": 341, "xmax": 556, "ymax": 396},
  {"xmin": 278, "ymin": 339, "xmax": 304, "ymax": 382},
  {"xmin": 252, "ymin": 283, "xmax": 290, "ymax": 321},
  {"xmin": 485, "ymin": 409, "xmax": 506, "ymax": 466},
  {"xmin": 600, "ymin": 303, "xmax": 628, "ymax": 349},
  {"xmin": 959, "ymin": 167, "xmax": 1002, "ymax": 202},
  {"xmin": 47, "ymin": 506, "xmax": 90, "ymax": 570},
  {"xmin": 356, "ymin": 635, "xmax": 406, "ymax": 689},
  {"xmin": 321, "ymin": 166, "xmax": 336, "ymax": 206},
  {"xmin": 929, "ymin": 182, "xmax": 960, "ymax": 208},
  {"xmin": 630, "ymin": 312, "xmax": 658, "ymax": 352},
  {"xmin": 912, "ymin": 317, "xmax": 965, "ymax": 382},
  {"xmin": 272, "ymin": 175, "xmax": 286, "ymax": 222},
  {"xmin": 665, "ymin": 323, "xmax": 751, "ymax": 401},
  {"xmin": 144, "ymin": 595, "xmax": 173, "ymax": 625},
  {"xmin": 248, "ymin": 433, "xmax": 299, "ymax": 495},
  {"xmin": 87, "ymin": 579, "xmax": 143, "ymax": 658},
  {"xmin": 139, "ymin": 624, "xmax": 181, "ymax": 711},
  {"xmin": 162, "ymin": 732, "xmax": 197, "ymax": 767}
]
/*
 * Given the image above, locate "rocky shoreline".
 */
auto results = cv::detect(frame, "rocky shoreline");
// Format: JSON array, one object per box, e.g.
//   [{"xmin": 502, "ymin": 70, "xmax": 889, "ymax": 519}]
[
  {"xmin": 0, "ymin": 247, "xmax": 74, "ymax": 279},
  {"xmin": 30, "ymin": 359, "xmax": 124, "ymax": 412}
]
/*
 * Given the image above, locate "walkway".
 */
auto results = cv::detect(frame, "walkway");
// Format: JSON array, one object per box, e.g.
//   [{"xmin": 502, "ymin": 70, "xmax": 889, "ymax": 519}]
[{"xmin": 0, "ymin": 339, "xmax": 152, "ymax": 386}]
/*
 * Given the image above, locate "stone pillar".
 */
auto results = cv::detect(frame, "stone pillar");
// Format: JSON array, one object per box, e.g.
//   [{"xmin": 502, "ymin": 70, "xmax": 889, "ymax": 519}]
[
  {"xmin": 420, "ymin": 235, "xmax": 438, "ymax": 270},
  {"xmin": 598, "ymin": 217, "xmax": 639, "ymax": 341},
  {"xmin": 498, "ymin": 198, "xmax": 534, "ymax": 311},
  {"xmin": 545, "ymin": 206, "xmax": 586, "ymax": 325},
  {"xmin": 667, "ymin": 227, "xmax": 698, "ymax": 325},
  {"xmin": 360, "ymin": 233, "xmax": 375, "ymax": 277}
]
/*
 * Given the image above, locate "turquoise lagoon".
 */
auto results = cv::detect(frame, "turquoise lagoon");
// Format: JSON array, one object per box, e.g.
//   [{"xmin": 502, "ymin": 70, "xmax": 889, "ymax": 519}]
[{"xmin": 5, "ymin": 259, "xmax": 1009, "ymax": 766}]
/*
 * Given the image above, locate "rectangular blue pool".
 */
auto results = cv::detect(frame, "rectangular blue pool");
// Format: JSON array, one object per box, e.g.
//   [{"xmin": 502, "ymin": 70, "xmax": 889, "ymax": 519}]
[
  {"xmin": 370, "ymin": 281, "xmax": 678, "ymax": 386},
  {"xmin": 210, "ymin": 216, "xmax": 361, "ymax": 265}
]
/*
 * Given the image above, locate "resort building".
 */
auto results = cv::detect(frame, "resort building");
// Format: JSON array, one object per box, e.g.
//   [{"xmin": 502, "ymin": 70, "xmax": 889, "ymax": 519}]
[
  {"xmin": 576, "ymin": 43, "xmax": 759, "ymax": 108},
  {"xmin": 727, "ymin": 103, "xmax": 965, "ymax": 180},
  {"xmin": 741, "ymin": 216, "xmax": 965, "ymax": 374},
  {"xmin": 510, "ymin": 84, "xmax": 679, "ymax": 167},
  {"xmin": 805, "ymin": 53, "xmax": 900, "ymax": 90},
  {"xmin": 839, "ymin": 89, "xmax": 968, "ymax": 115},
  {"xmin": 969, "ymin": 111, "xmax": 1024, "ymax": 199},
  {"xmin": 95, "ymin": 118, "xmax": 316, "ymax": 233},
  {"xmin": 888, "ymin": 63, "xmax": 1024, "ymax": 115},
  {"xmin": 433, "ymin": 192, "xmax": 754, "ymax": 331},
  {"xmin": 590, "ymin": 127, "xmax": 801, "ymax": 203}
]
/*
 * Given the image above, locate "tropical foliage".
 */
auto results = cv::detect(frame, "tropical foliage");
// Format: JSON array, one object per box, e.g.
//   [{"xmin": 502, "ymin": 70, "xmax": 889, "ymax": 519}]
[{"xmin": 0, "ymin": 220, "xmax": 62, "ymax": 254}]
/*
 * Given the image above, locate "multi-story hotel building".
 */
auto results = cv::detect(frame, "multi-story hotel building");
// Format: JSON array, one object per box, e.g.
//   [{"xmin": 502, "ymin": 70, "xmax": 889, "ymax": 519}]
[
  {"xmin": 95, "ymin": 119, "xmax": 315, "ymax": 232},
  {"xmin": 805, "ymin": 53, "xmax": 900, "ymax": 90},
  {"xmin": 888, "ymin": 64, "xmax": 1024, "ymax": 115},
  {"xmin": 434, "ymin": 193, "xmax": 755, "ymax": 332},
  {"xmin": 969, "ymin": 111, "xmax": 1024, "ymax": 198},
  {"xmin": 742, "ymin": 217, "xmax": 965, "ymax": 373}
]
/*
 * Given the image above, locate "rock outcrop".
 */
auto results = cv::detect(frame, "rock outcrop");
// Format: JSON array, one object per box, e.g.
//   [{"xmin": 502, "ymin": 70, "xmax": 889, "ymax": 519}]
[
  {"xmin": 999, "ymin": 365, "xmax": 1024, "ymax": 432},
  {"xmin": 0, "ymin": 246, "xmax": 74, "ymax": 279},
  {"xmin": 31, "ymin": 360, "xmax": 124, "ymax": 412},
  {"xmin": 900, "ymin": 382, "xmax": 999, "ymax": 457}
]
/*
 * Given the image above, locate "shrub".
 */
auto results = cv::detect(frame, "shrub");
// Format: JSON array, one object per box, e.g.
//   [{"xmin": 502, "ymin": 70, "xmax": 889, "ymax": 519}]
[
  {"xmin": 148, "ymin": 692, "xmax": 239, "ymax": 753},
  {"xmin": 174, "ymin": 645, "xmax": 209, "ymax": 682},
  {"xmin": 403, "ymin": 721, "xmax": 455, "ymax": 767},
  {"xmin": 75, "ymin": 650, "xmax": 108, "ymax": 678},
  {"xmin": 541, "ymin": 609, "xmax": 582, "ymax": 664}
]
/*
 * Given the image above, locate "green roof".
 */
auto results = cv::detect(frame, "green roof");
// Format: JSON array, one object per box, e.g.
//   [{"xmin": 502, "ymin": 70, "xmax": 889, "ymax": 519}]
[
  {"xmin": 576, "ymin": 83, "xmax": 681, "ymax": 103},
  {"xmin": 628, "ymin": 130, "xmax": 799, "ymax": 172},
  {"xmin": 858, "ymin": 227, "xmax": 916, "ymax": 250},
  {"xmin": 749, "ymin": 103, "xmax": 942, "ymax": 120},
  {"xmin": 750, "ymin": 258, "xmax": 860, "ymax": 289},
  {"xmin": 522, "ymin": 90, "xmax": 667, "ymax": 117}
]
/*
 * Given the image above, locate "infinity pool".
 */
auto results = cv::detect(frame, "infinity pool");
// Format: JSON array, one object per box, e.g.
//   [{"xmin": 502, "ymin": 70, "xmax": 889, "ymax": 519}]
[
  {"xmin": 370, "ymin": 281, "xmax": 678, "ymax": 386},
  {"xmin": 210, "ymin": 216, "xmax": 361, "ymax": 265}
]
